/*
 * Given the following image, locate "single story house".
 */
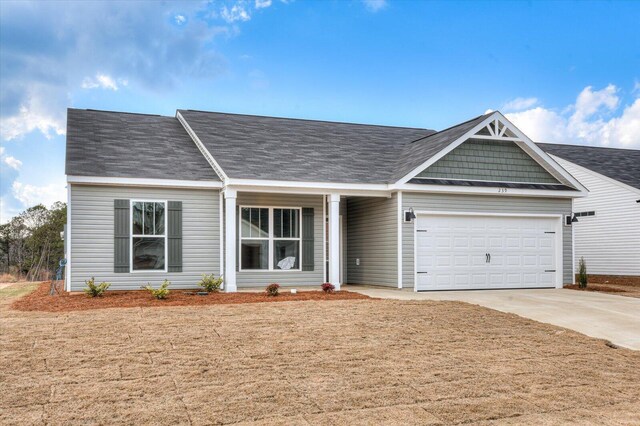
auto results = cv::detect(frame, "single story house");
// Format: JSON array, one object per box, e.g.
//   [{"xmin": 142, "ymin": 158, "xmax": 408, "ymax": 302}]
[
  {"xmin": 65, "ymin": 108, "xmax": 589, "ymax": 292},
  {"xmin": 539, "ymin": 144, "xmax": 640, "ymax": 277}
]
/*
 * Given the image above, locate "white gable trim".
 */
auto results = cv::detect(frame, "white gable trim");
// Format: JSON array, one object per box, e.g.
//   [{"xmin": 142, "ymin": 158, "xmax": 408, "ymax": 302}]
[
  {"xmin": 176, "ymin": 111, "xmax": 229, "ymax": 182},
  {"xmin": 395, "ymin": 112, "xmax": 588, "ymax": 195}
]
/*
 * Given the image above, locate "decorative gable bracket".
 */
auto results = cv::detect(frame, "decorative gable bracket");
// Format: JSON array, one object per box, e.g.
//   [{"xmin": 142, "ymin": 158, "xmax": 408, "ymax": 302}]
[{"xmin": 474, "ymin": 117, "xmax": 519, "ymax": 140}]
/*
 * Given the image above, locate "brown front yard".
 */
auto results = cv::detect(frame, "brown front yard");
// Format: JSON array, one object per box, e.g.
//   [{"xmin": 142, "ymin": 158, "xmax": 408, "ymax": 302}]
[{"xmin": 1, "ymin": 282, "xmax": 639, "ymax": 425}]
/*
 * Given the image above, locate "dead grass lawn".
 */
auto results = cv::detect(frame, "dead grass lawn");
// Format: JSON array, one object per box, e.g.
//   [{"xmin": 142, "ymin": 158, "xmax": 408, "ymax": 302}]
[{"xmin": 1, "ymin": 282, "xmax": 639, "ymax": 425}]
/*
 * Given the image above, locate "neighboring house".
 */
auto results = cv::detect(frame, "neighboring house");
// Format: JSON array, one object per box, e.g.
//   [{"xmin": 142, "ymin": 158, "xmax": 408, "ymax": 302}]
[
  {"xmin": 539, "ymin": 144, "xmax": 640, "ymax": 276},
  {"xmin": 65, "ymin": 109, "xmax": 588, "ymax": 292}
]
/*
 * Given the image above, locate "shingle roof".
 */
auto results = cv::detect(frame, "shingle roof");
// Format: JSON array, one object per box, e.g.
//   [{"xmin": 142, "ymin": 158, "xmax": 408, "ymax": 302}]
[
  {"xmin": 390, "ymin": 113, "xmax": 492, "ymax": 182},
  {"xmin": 177, "ymin": 109, "xmax": 436, "ymax": 184},
  {"xmin": 66, "ymin": 108, "xmax": 532, "ymax": 186},
  {"xmin": 65, "ymin": 109, "xmax": 219, "ymax": 181},
  {"xmin": 539, "ymin": 143, "xmax": 640, "ymax": 190}
]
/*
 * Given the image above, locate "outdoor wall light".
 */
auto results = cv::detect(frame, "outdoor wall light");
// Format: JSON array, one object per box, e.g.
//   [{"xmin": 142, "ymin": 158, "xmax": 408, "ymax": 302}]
[
  {"xmin": 565, "ymin": 214, "xmax": 579, "ymax": 226},
  {"xmin": 404, "ymin": 208, "xmax": 416, "ymax": 223}
]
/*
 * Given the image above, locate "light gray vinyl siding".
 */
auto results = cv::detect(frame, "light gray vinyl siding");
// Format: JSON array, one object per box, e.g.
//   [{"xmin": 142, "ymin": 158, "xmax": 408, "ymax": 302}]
[
  {"xmin": 346, "ymin": 194, "xmax": 398, "ymax": 287},
  {"xmin": 402, "ymin": 193, "xmax": 573, "ymax": 289},
  {"xmin": 70, "ymin": 184, "xmax": 220, "ymax": 291},
  {"xmin": 417, "ymin": 139, "xmax": 559, "ymax": 184},
  {"xmin": 236, "ymin": 192, "xmax": 324, "ymax": 288}
]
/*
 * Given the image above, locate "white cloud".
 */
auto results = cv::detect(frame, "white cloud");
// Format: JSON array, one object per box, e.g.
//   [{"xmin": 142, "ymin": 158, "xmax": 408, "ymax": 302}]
[
  {"xmin": 362, "ymin": 0, "xmax": 387, "ymax": 12},
  {"xmin": 506, "ymin": 85, "xmax": 640, "ymax": 148},
  {"xmin": 221, "ymin": 4, "xmax": 251, "ymax": 23},
  {"xmin": 11, "ymin": 181, "xmax": 66, "ymax": 209},
  {"xmin": 0, "ymin": 146, "xmax": 22, "ymax": 170},
  {"xmin": 255, "ymin": 0, "xmax": 272, "ymax": 9},
  {"xmin": 1, "ymin": 103, "xmax": 66, "ymax": 141},
  {"xmin": 3, "ymin": 155, "xmax": 22, "ymax": 170},
  {"xmin": 81, "ymin": 73, "xmax": 120, "ymax": 91},
  {"xmin": 175, "ymin": 14, "xmax": 186, "ymax": 25},
  {"xmin": 502, "ymin": 97, "xmax": 538, "ymax": 112}
]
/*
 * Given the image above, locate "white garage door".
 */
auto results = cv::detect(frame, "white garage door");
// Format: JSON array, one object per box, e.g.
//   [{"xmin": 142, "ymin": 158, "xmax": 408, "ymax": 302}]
[{"xmin": 415, "ymin": 214, "xmax": 559, "ymax": 291}]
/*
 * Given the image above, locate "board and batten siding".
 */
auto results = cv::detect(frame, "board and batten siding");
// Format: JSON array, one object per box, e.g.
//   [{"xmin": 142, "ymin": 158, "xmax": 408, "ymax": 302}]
[
  {"xmin": 346, "ymin": 194, "xmax": 398, "ymax": 287},
  {"xmin": 552, "ymin": 156, "xmax": 640, "ymax": 276},
  {"xmin": 69, "ymin": 184, "xmax": 220, "ymax": 291},
  {"xmin": 402, "ymin": 193, "xmax": 573, "ymax": 289},
  {"xmin": 235, "ymin": 192, "xmax": 324, "ymax": 288}
]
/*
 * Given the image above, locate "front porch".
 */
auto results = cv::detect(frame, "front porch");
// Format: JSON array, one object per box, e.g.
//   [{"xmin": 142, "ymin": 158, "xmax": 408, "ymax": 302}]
[{"xmin": 222, "ymin": 189, "xmax": 399, "ymax": 292}]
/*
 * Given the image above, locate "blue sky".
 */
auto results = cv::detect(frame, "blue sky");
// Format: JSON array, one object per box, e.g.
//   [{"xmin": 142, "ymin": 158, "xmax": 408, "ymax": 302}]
[{"xmin": 1, "ymin": 0, "xmax": 639, "ymax": 222}]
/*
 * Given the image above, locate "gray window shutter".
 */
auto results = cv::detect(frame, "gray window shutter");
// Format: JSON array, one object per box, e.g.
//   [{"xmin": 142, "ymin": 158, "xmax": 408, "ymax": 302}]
[
  {"xmin": 302, "ymin": 207, "xmax": 314, "ymax": 271},
  {"xmin": 114, "ymin": 199, "xmax": 130, "ymax": 273},
  {"xmin": 168, "ymin": 201, "xmax": 182, "ymax": 272}
]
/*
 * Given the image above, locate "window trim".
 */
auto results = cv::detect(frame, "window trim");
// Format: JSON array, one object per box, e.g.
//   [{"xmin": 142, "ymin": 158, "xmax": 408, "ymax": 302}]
[
  {"xmin": 239, "ymin": 205, "xmax": 302, "ymax": 272},
  {"xmin": 130, "ymin": 199, "xmax": 168, "ymax": 273}
]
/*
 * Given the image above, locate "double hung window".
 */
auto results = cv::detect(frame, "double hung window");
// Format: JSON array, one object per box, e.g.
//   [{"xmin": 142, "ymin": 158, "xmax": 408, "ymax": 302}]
[
  {"xmin": 240, "ymin": 207, "xmax": 301, "ymax": 271},
  {"xmin": 131, "ymin": 201, "xmax": 167, "ymax": 271}
]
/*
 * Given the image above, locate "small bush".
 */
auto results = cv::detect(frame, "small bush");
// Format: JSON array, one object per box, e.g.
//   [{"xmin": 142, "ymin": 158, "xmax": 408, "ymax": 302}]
[
  {"xmin": 83, "ymin": 277, "xmax": 111, "ymax": 297},
  {"xmin": 198, "ymin": 273, "xmax": 223, "ymax": 293},
  {"xmin": 321, "ymin": 283, "xmax": 335, "ymax": 293},
  {"xmin": 143, "ymin": 280, "xmax": 170, "ymax": 299},
  {"xmin": 266, "ymin": 283, "xmax": 280, "ymax": 297},
  {"xmin": 578, "ymin": 257, "xmax": 588, "ymax": 289}
]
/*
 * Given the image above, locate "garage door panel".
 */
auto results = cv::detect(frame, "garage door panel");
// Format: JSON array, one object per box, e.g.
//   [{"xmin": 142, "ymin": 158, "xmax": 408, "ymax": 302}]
[{"xmin": 416, "ymin": 214, "xmax": 559, "ymax": 291}]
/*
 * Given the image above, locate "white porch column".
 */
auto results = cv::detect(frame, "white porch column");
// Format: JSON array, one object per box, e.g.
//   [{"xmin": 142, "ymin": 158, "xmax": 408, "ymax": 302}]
[
  {"xmin": 328, "ymin": 193, "xmax": 341, "ymax": 290},
  {"xmin": 224, "ymin": 188, "xmax": 237, "ymax": 292}
]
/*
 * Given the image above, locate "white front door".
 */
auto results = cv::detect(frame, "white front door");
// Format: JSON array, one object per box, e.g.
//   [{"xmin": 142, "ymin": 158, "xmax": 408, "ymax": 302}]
[{"xmin": 415, "ymin": 214, "xmax": 560, "ymax": 291}]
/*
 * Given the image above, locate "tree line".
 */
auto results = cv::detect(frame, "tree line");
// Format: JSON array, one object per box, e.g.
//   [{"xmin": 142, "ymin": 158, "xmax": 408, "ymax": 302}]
[{"xmin": 0, "ymin": 202, "xmax": 66, "ymax": 281}]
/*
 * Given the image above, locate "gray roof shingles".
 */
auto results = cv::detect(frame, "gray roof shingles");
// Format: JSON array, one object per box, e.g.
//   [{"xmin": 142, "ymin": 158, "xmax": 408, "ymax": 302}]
[
  {"xmin": 178, "ymin": 109, "xmax": 436, "ymax": 184},
  {"xmin": 70, "ymin": 108, "xmax": 634, "ymax": 189},
  {"xmin": 390, "ymin": 113, "xmax": 492, "ymax": 182},
  {"xmin": 65, "ymin": 109, "xmax": 219, "ymax": 181},
  {"xmin": 539, "ymin": 143, "xmax": 640, "ymax": 190}
]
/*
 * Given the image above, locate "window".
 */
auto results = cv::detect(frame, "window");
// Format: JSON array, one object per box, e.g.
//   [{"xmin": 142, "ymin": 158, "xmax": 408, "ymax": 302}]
[
  {"xmin": 240, "ymin": 207, "xmax": 301, "ymax": 271},
  {"xmin": 131, "ymin": 201, "xmax": 166, "ymax": 271},
  {"xmin": 575, "ymin": 211, "xmax": 595, "ymax": 217}
]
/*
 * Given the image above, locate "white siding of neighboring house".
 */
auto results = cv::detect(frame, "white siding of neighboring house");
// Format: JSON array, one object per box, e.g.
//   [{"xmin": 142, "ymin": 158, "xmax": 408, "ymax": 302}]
[{"xmin": 551, "ymin": 156, "xmax": 640, "ymax": 276}]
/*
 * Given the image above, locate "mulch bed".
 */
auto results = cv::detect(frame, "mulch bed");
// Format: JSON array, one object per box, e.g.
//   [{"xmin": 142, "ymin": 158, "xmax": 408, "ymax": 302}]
[
  {"xmin": 565, "ymin": 284, "xmax": 627, "ymax": 293},
  {"xmin": 11, "ymin": 282, "xmax": 371, "ymax": 312},
  {"xmin": 577, "ymin": 274, "xmax": 640, "ymax": 286}
]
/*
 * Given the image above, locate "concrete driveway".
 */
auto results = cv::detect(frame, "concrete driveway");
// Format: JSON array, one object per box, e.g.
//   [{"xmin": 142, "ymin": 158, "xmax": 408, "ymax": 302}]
[{"xmin": 344, "ymin": 286, "xmax": 640, "ymax": 350}]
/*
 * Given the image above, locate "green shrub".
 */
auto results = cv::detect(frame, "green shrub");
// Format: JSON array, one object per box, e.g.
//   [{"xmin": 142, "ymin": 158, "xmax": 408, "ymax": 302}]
[
  {"xmin": 83, "ymin": 277, "xmax": 111, "ymax": 297},
  {"xmin": 198, "ymin": 273, "xmax": 223, "ymax": 293},
  {"xmin": 266, "ymin": 283, "xmax": 280, "ymax": 296},
  {"xmin": 143, "ymin": 280, "xmax": 170, "ymax": 299},
  {"xmin": 578, "ymin": 257, "xmax": 588, "ymax": 289}
]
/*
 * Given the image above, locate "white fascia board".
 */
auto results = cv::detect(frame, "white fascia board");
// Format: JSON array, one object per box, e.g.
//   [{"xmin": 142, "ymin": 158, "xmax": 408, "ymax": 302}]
[
  {"xmin": 226, "ymin": 177, "xmax": 585, "ymax": 198},
  {"xmin": 549, "ymin": 154, "xmax": 640, "ymax": 197},
  {"xmin": 395, "ymin": 182, "xmax": 586, "ymax": 198},
  {"xmin": 176, "ymin": 110, "xmax": 228, "ymax": 182},
  {"xmin": 225, "ymin": 178, "xmax": 391, "ymax": 197},
  {"xmin": 67, "ymin": 175, "xmax": 223, "ymax": 189},
  {"xmin": 395, "ymin": 113, "xmax": 498, "ymax": 185}
]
